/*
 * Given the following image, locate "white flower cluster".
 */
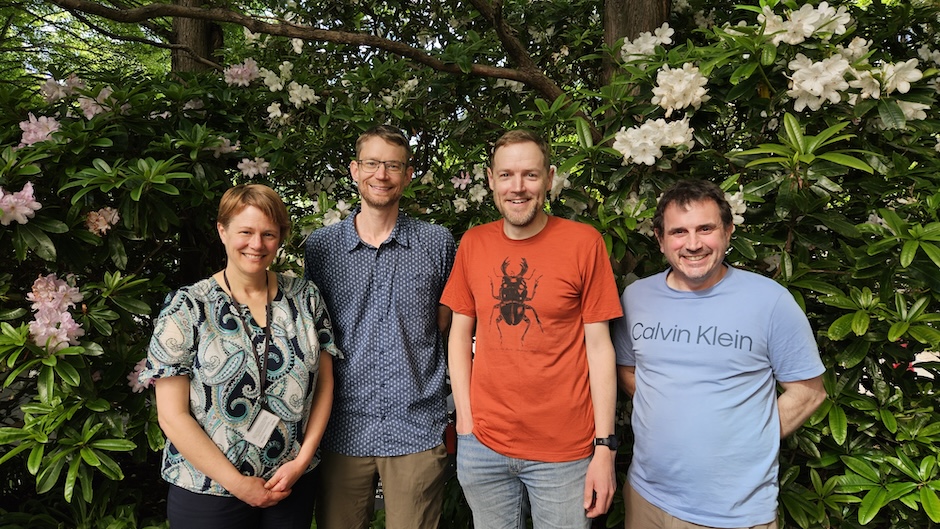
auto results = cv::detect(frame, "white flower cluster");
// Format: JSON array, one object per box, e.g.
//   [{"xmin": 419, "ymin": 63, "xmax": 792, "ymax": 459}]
[
  {"xmin": 620, "ymin": 23, "xmax": 674, "ymax": 64},
  {"xmin": 495, "ymin": 79, "xmax": 525, "ymax": 92},
  {"xmin": 380, "ymin": 77, "xmax": 422, "ymax": 107},
  {"xmin": 619, "ymin": 192, "xmax": 654, "ymax": 236},
  {"xmin": 322, "ymin": 200, "xmax": 352, "ymax": 226},
  {"xmin": 651, "ymin": 63, "xmax": 710, "ymax": 117},
  {"xmin": 725, "ymin": 186, "xmax": 747, "ymax": 225},
  {"xmin": 237, "ymin": 157, "xmax": 270, "ymax": 177},
  {"xmin": 550, "ymin": 170, "xmax": 570, "ymax": 202},
  {"xmin": 787, "ymin": 54, "xmax": 850, "ymax": 111},
  {"xmin": 759, "ymin": 2, "xmax": 850, "ymax": 46},
  {"xmin": 613, "ymin": 118, "xmax": 694, "ymax": 166}
]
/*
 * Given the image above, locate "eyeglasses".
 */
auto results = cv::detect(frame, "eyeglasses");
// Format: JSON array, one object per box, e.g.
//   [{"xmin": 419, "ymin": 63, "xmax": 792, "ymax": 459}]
[{"xmin": 357, "ymin": 159, "xmax": 407, "ymax": 175}]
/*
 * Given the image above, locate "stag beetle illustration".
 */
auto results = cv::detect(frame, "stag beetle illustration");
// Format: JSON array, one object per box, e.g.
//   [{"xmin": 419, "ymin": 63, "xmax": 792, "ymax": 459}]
[{"xmin": 490, "ymin": 258, "xmax": 543, "ymax": 341}]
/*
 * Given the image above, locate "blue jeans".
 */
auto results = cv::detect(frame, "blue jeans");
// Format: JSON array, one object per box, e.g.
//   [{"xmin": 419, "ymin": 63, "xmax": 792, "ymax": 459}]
[{"xmin": 457, "ymin": 432, "xmax": 591, "ymax": 529}]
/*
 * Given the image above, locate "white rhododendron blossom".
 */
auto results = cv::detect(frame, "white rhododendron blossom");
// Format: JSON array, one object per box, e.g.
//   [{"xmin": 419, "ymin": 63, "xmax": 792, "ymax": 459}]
[
  {"xmin": 212, "ymin": 137, "xmax": 240, "ymax": 158},
  {"xmin": 787, "ymin": 54, "xmax": 850, "ymax": 111},
  {"xmin": 613, "ymin": 118, "xmax": 694, "ymax": 166},
  {"xmin": 881, "ymin": 59, "xmax": 922, "ymax": 95},
  {"xmin": 259, "ymin": 68, "xmax": 284, "ymax": 92},
  {"xmin": 0, "ymin": 182, "xmax": 42, "ymax": 226},
  {"xmin": 237, "ymin": 157, "xmax": 270, "ymax": 177},
  {"xmin": 838, "ymin": 37, "xmax": 872, "ymax": 62},
  {"xmin": 468, "ymin": 183, "xmax": 488, "ymax": 204},
  {"xmin": 550, "ymin": 171, "xmax": 570, "ymax": 202},
  {"xmin": 651, "ymin": 63, "xmax": 710, "ymax": 116},
  {"xmin": 849, "ymin": 70, "xmax": 880, "ymax": 100},
  {"xmin": 620, "ymin": 23, "xmax": 674, "ymax": 63},
  {"xmin": 223, "ymin": 58, "xmax": 260, "ymax": 86},
  {"xmin": 494, "ymin": 79, "xmax": 525, "ymax": 92},
  {"xmin": 453, "ymin": 197, "xmax": 469, "ymax": 213},
  {"xmin": 896, "ymin": 100, "xmax": 929, "ymax": 122},
  {"xmin": 725, "ymin": 187, "xmax": 747, "ymax": 225},
  {"xmin": 760, "ymin": 2, "xmax": 851, "ymax": 46}
]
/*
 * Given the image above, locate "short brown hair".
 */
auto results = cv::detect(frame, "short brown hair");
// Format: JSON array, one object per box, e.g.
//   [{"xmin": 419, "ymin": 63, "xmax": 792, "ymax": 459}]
[
  {"xmin": 217, "ymin": 184, "xmax": 291, "ymax": 242},
  {"xmin": 491, "ymin": 130, "xmax": 551, "ymax": 172},
  {"xmin": 355, "ymin": 125, "xmax": 411, "ymax": 161},
  {"xmin": 652, "ymin": 180, "xmax": 733, "ymax": 237}
]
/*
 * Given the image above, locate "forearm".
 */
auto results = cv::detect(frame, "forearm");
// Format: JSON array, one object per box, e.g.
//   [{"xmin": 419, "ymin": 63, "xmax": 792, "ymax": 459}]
[
  {"xmin": 778, "ymin": 376, "xmax": 826, "ymax": 438},
  {"xmin": 585, "ymin": 323, "xmax": 616, "ymax": 438},
  {"xmin": 617, "ymin": 365, "xmax": 636, "ymax": 398},
  {"xmin": 448, "ymin": 313, "xmax": 475, "ymax": 433},
  {"xmin": 296, "ymin": 353, "xmax": 334, "ymax": 467},
  {"xmin": 155, "ymin": 377, "xmax": 247, "ymax": 492}
]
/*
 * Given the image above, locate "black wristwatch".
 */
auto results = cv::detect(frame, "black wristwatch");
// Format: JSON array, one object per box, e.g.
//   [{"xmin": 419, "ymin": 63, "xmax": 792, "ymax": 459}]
[{"xmin": 594, "ymin": 434, "xmax": 618, "ymax": 451}]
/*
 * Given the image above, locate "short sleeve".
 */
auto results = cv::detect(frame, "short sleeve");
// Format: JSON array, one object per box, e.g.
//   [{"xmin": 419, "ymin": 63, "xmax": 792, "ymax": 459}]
[
  {"xmin": 768, "ymin": 291, "xmax": 824, "ymax": 382},
  {"xmin": 308, "ymin": 282, "xmax": 343, "ymax": 360},
  {"xmin": 139, "ymin": 290, "xmax": 198, "ymax": 384}
]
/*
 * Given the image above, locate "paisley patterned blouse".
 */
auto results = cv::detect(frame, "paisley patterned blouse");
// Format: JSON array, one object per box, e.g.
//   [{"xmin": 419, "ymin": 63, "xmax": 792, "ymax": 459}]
[{"xmin": 140, "ymin": 273, "xmax": 341, "ymax": 496}]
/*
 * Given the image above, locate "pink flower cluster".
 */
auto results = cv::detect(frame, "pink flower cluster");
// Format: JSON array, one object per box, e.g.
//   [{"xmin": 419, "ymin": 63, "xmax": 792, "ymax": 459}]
[
  {"xmin": 127, "ymin": 358, "xmax": 153, "ymax": 393},
  {"xmin": 85, "ymin": 207, "xmax": 121, "ymax": 236},
  {"xmin": 224, "ymin": 58, "xmax": 261, "ymax": 87},
  {"xmin": 78, "ymin": 86, "xmax": 115, "ymax": 120},
  {"xmin": 26, "ymin": 274, "xmax": 85, "ymax": 352},
  {"xmin": 0, "ymin": 182, "xmax": 42, "ymax": 226},
  {"xmin": 18, "ymin": 113, "xmax": 60, "ymax": 147},
  {"xmin": 40, "ymin": 74, "xmax": 85, "ymax": 103}
]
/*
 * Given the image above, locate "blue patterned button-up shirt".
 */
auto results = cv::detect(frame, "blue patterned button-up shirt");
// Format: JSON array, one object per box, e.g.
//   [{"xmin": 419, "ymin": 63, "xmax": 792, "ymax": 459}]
[{"xmin": 304, "ymin": 209, "xmax": 455, "ymax": 456}]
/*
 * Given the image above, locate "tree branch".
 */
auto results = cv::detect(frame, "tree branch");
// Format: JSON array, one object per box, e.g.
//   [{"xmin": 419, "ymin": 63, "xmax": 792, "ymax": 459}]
[
  {"xmin": 46, "ymin": 0, "xmax": 553, "ymax": 93},
  {"xmin": 68, "ymin": 9, "xmax": 221, "ymax": 70}
]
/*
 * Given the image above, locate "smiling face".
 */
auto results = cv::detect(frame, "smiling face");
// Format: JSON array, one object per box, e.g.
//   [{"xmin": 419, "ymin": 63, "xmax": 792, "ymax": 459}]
[
  {"xmin": 657, "ymin": 199, "xmax": 734, "ymax": 291},
  {"xmin": 218, "ymin": 205, "xmax": 280, "ymax": 278},
  {"xmin": 351, "ymin": 136, "xmax": 412, "ymax": 211},
  {"xmin": 487, "ymin": 140, "xmax": 554, "ymax": 240}
]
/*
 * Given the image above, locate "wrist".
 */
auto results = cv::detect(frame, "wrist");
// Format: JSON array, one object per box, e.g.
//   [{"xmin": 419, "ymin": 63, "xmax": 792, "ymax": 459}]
[{"xmin": 594, "ymin": 434, "xmax": 618, "ymax": 451}]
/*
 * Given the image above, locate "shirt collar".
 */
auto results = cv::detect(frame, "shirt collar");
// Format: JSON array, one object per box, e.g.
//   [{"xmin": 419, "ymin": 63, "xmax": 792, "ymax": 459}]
[{"xmin": 339, "ymin": 207, "xmax": 412, "ymax": 251}]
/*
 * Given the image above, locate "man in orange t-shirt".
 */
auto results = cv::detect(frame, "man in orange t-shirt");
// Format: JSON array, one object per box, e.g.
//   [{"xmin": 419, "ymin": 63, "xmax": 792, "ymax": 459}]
[{"xmin": 441, "ymin": 129, "xmax": 622, "ymax": 528}]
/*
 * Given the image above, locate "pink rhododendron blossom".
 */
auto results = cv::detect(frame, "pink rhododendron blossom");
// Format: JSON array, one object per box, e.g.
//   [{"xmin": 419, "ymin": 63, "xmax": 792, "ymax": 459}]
[
  {"xmin": 237, "ymin": 157, "xmax": 270, "ymax": 177},
  {"xmin": 78, "ymin": 86, "xmax": 114, "ymax": 119},
  {"xmin": 40, "ymin": 74, "xmax": 85, "ymax": 103},
  {"xmin": 128, "ymin": 358, "xmax": 153, "ymax": 393},
  {"xmin": 27, "ymin": 273, "xmax": 83, "ymax": 313},
  {"xmin": 224, "ymin": 58, "xmax": 260, "ymax": 86},
  {"xmin": 26, "ymin": 274, "xmax": 85, "ymax": 352},
  {"xmin": 451, "ymin": 171, "xmax": 471, "ymax": 190},
  {"xmin": 18, "ymin": 113, "xmax": 60, "ymax": 147},
  {"xmin": 85, "ymin": 207, "xmax": 120, "ymax": 236},
  {"xmin": 0, "ymin": 182, "xmax": 42, "ymax": 226}
]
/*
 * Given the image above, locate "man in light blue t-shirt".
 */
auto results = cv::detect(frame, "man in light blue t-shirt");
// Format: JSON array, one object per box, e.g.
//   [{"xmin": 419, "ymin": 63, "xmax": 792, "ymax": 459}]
[{"xmin": 612, "ymin": 179, "xmax": 826, "ymax": 529}]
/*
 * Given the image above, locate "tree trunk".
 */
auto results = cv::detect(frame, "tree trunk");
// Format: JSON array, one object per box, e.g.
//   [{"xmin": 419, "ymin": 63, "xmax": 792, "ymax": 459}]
[
  {"xmin": 602, "ymin": 0, "xmax": 671, "ymax": 84},
  {"xmin": 170, "ymin": 0, "xmax": 220, "ymax": 72}
]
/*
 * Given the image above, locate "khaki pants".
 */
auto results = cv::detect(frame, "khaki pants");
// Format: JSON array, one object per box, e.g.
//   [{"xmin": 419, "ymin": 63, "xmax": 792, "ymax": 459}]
[
  {"xmin": 624, "ymin": 481, "xmax": 778, "ymax": 529},
  {"xmin": 314, "ymin": 445, "xmax": 447, "ymax": 529}
]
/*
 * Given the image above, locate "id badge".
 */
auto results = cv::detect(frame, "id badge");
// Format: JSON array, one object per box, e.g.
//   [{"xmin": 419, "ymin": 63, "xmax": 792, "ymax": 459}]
[{"xmin": 244, "ymin": 408, "xmax": 280, "ymax": 447}]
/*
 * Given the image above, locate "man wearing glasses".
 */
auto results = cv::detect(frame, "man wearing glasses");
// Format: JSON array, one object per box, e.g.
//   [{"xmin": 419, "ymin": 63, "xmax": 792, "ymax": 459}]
[{"xmin": 304, "ymin": 125, "xmax": 456, "ymax": 529}]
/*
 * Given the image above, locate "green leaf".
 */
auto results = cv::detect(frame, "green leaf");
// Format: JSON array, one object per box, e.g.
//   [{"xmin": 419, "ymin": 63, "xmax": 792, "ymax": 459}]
[
  {"xmin": 922, "ymin": 488, "xmax": 940, "ymax": 523},
  {"xmin": 842, "ymin": 456, "xmax": 881, "ymax": 483},
  {"xmin": 89, "ymin": 439, "xmax": 137, "ymax": 451},
  {"xmin": 0, "ymin": 427, "xmax": 33, "ymax": 444},
  {"xmin": 17, "ymin": 223, "xmax": 57, "ymax": 261},
  {"xmin": 880, "ymin": 408, "xmax": 898, "ymax": 433},
  {"xmin": 829, "ymin": 404, "xmax": 847, "ymax": 445},
  {"xmin": 920, "ymin": 242, "xmax": 940, "ymax": 269},
  {"xmin": 828, "ymin": 313, "xmax": 855, "ymax": 341},
  {"xmin": 54, "ymin": 360, "xmax": 82, "ymax": 387},
  {"xmin": 851, "ymin": 310, "xmax": 870, "ymax": 336},
  {"xmin": 858, "ymin": 486, "xmax": 888, "ymax": 525},
  {"xmin": 783, "ymin": 113, "xmax": 806, "ymax": 152},
  {"xmin": 901, "ymin": 240, "xmax": 919, "ymax": 268},
  {"xmin": 877, "ymin": 100, "xmax": 906, "ymax": 130},
  {"xmin": 816, "ymin": 153, "xmax": 874, "ymax": 173}
]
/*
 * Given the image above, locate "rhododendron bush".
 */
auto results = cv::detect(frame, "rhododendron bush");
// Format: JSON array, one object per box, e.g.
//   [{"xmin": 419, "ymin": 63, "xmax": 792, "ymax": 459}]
[{"xmin": 2, "ymin": 0, "xmax": 940, "ymax": 527}]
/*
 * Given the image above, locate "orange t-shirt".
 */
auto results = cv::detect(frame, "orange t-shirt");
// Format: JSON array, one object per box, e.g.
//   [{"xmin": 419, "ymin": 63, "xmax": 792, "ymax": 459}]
[{"xmin": 441, "ymin": 216, "xmax": 622, "ymax": 462}]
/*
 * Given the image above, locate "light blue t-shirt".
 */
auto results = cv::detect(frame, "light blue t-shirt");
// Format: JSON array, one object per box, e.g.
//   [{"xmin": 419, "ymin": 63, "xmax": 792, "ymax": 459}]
[{"xmin": 612, "ymin": 266, "xmax": 824, "ymax": 528}]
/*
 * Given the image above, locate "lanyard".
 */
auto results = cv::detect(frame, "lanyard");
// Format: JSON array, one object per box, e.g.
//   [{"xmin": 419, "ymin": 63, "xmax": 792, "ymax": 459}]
[{"xmin": 223, "ymin": 270, "xmax": 273, "ymax": 401}]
